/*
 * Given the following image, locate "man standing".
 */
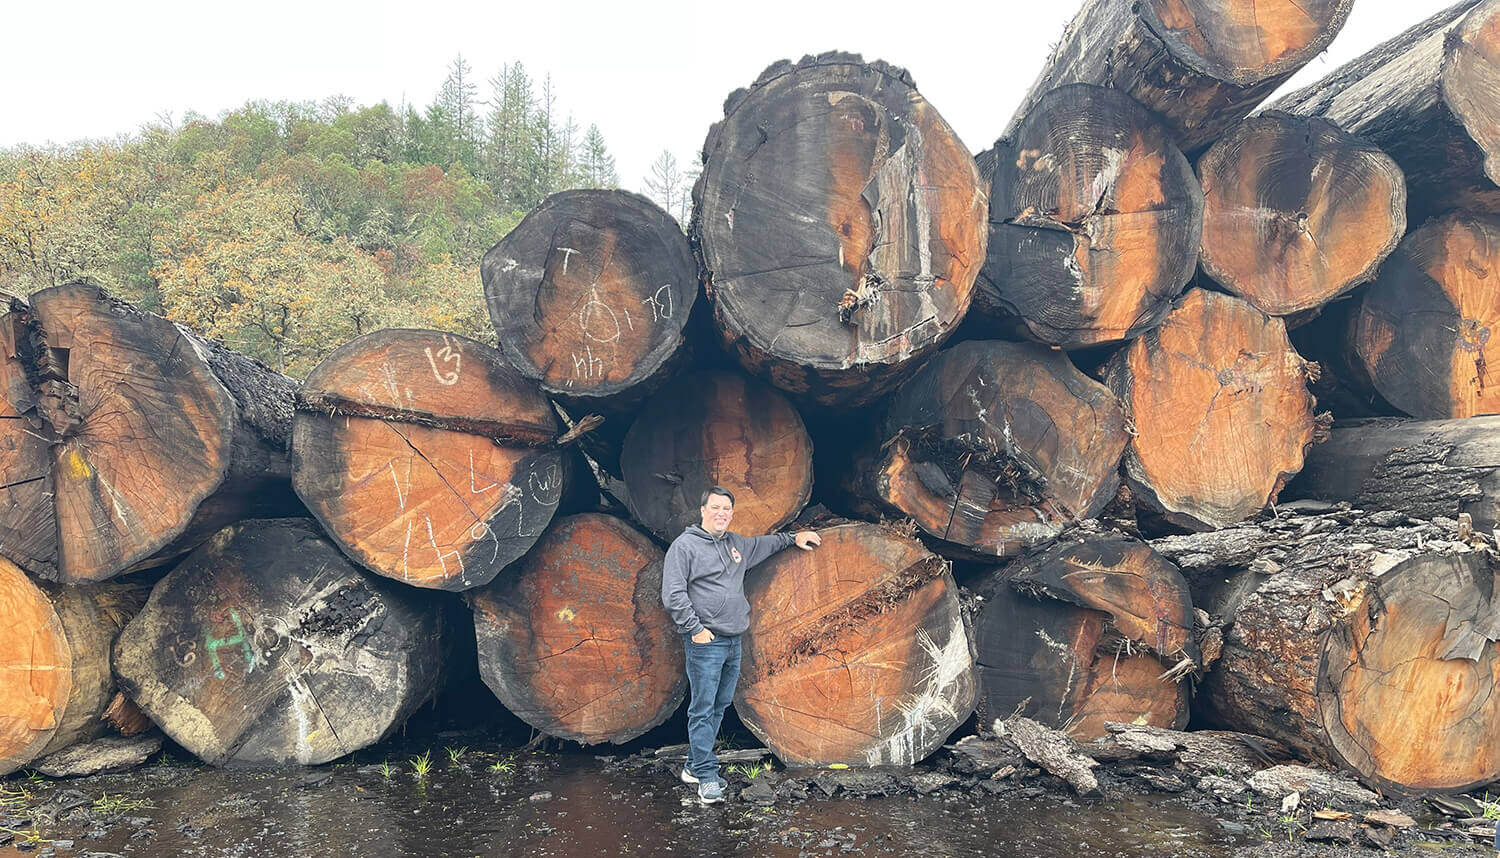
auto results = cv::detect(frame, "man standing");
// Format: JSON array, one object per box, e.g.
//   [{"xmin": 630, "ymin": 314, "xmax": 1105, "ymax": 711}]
[{"xmin": 661, "ymin": 486, "xmax": 820, "ymax": 804}]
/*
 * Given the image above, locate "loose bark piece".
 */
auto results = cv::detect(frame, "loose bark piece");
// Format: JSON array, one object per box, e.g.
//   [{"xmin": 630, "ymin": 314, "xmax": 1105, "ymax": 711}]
[
  {"xmin": 34, "ymin": 733, "xmax": 162, "ymax": 778},
  {"xmin": 0, "ymin": 283, "xmax": 297, "ymax": 583},
  {"xmin": 993, "ymin": 715, "xmax": 1101, "ymax": 796},
  {"xmin": 481, "ymin": 189, "xmax": 698, "ymax": 409},
  {"xmin": 1197, "ymin": 112, "xmax": 1407, "ymax": 316},
  {"xmin": 1106, "ymin": 289, "xmax": 1322, "ymax": 530},
  {"xmin": 692, "ymin": 52, "xmax": 986, "ymax": 407},
  {"xmin": 980, "ymin": 85, "xmax": 1203, "ymax": 348},
  {"xmin": 735, "ymin": 522, "xmax": 975, "ymax": 766},
  {"xmin": 1087, "ymin": 723, "xmax": 1289, "ymax": 778},
  {"xmin": 293, "ymin": 329, "xmax": 564, "ymax": 591},
  {"xmin": 112, "ymin": 519, "xmax": 443, "ymax": 766},
  {"xmin": 469, "ymin": 514, "xmax": 683, "ymax": 745},
  {"xmin": 620, "ymin": 372, "xmax": 812, "ymax": 539}
]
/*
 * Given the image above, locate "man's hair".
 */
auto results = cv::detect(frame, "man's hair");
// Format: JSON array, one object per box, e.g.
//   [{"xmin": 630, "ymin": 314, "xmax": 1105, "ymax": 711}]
[{"xmin": 700, "ymin": 486, "xmax": 735, "ymax": 507}]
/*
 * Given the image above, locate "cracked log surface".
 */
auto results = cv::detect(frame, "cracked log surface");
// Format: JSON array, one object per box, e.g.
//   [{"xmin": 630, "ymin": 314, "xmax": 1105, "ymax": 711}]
[
  {"xmin": 480, "ymin": 189, "xmax": 698, "ymax": 411},
  {"xmin": 1006, "ymin": 0, "xmax": 1352, "ymax": 153},
  {"xmin": 978, "ymin": 84, "xmax": 1203, "ymax": 349},
  {"xmin": 469, "ymin": 513, "xmax": 683, "ymax": 745},
  {"xmin": 1196, "ymin": 112, "xmax": 1406, "ymax": 317},
  {"xmin": 293, "ymin": 329, "xmax": 564, "ymax": 591},
  {"xmin": 1273, "ymin": 0, "xmax": 1500, "ymax": 225},
  {"xmin": 0, "ymin": 282, "xmax": 299, "ymax": 583},
  {"xmin": 1106, "ymin": 289, "xmax": 1323, "ymax": 530},
  {"xmin": 1349, "ymin": 213, "xmax": 1500, "ymax": 419},
  {"xmin": 112, "ymin": 519, "xmax": 442, "ymax": 766},
  {"xmin": 849, "ymin": 340, "xmax": 1127, "ymax": 560},
  {"xmin": 735, "ymin": 522, "xmax": 975, "ymax": 766},
  {"xmin": 691, "ymin": 52, "xmax": 986, "ymax": 407}
]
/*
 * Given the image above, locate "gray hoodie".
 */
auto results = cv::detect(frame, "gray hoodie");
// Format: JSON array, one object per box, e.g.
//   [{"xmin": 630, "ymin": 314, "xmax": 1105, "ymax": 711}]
[{"xmin": 661, "ymin": 525, "xmax": 795, "ymax": 637}]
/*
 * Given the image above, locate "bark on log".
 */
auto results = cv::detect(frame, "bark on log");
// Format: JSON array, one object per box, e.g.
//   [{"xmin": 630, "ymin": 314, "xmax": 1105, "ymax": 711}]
[
  {"xmin": 293, "ymin": 329, "xmax": 565, "ymax": 591},
  {"xmin": 735, "ymin": 522, "xmax": 976, "ymax": 766},
  {"xmin": 0, "ymin": 558, "xmax": 144, "ymax": 775},
  {"xmin": 979, "ymin": 84, "xmax": 1203, "ymax": 348},
  {"xmin": 619, "ymin": 371, "xmax": 812, "ymax": 540},
  {"xmin": 1007, "ymin": 0, "xmax": 1353, "ymax": 153},
  {"xmin": 480, "ymin": 190, "xmax": 698, "ymax": 410},
  {"xmin": 469, "ymin": 514, "xmax": 683, "ymax": 745},
  {"xmin": 691, "ymin": 52, "xmax": 986, "ymax": 407},
  {"xmin": 112, "ymin": 519, "xmax": 443, "ymax": 766},
  {"xmin": 1272, "ymin": 0, "xmax": 1500, "ymax": 225},
  {"xmin": 0, "ymin": 282, "xmax": 298, "ymax": 583},
  {"xmin": 1106, "ymin": 289, "xmax": 1324, "ymax": 530},
  {"xmin": 1196, "ymin": 112, "xmax": 1407, "ymax": 317},
  {"xmin": 851, "ymin": 340, "xmax": 1127, "ymax": 560},
  {"xmin": 1349, "ymin": 212, "xmax": 1500, "ymax": 419}
]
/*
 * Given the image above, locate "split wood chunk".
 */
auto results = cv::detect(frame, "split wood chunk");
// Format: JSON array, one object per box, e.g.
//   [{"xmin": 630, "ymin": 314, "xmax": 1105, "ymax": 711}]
[
  {"xmin": 620, "ymin": 372, "xmax": 812, "ymax": 540},
  {"xmin": 735, "ymin": 522, "xmax": 975, "ymax": 766},
  {"xmin": 1106, "ymin": 289, "xmax": 1321, "ymax": 530},
  {"xmin": 1274, "ymin": 0, "xmax": 1500, "ymax": 224},
  {"xmin": 469, "ymin": 514, "xmax": 683, "ymax": 745},
  {"xmin": 981, "ymin": 84, "xmax": 1203, "ymax": 348},
  {"xmin": 293, "ymin": 329, "xmax": 564, "ymax": 591},
  {"xmin": 692, "ymin": 52, "xmax": 986, "ymax": 407},
  {"xmin": 481, "ymin": 190, "xmax": 698, "ymax": 408},
  {"xmin": 1010, "ymin": 0, "xmax": 1354, "ymax": 152},
  {"xmin": 1350, "ymin": 213, "xmax": 1500, "ymax": 419},
  {"xmin": 0, "ymin": 283, "xmax": 297, "ymax": 583},
  {"xmin": 112, "ymin": 519, "xmax": 443, "ymax": 766},
  {"xmin": 853, "ymin": 340, "xmax": 1127, "ymax": 560},
  {"xmin": 1197, "ymin": 112, "xmax": 1407, "ymax": 317}
]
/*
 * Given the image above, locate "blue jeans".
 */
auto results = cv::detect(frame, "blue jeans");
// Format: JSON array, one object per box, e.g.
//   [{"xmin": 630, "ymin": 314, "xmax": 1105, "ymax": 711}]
[{"xmin": 684, "ymin": 634, "xmax": 741, "ymax": 782}]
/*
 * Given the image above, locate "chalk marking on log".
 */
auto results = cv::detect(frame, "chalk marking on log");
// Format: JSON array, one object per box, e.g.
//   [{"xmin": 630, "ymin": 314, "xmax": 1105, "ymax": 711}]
[
  {"xmin": 94, "ymin": 472, "xmax": 131, "ymax": 527},
  {"xmin": 401, "ymin": 519, "xmax": 412, "ymax": 580},
  {"xmin": 205, "ymin": 609, "xmax": 256, "ymax": 680},
  {"xmin": 423, "ymin": 335, "xmax": 462, "ymax": 386},
  {"xmin": 389, "ymin": 462, "xmax": 407, "ymax": 510},
  {"xmin": 426, "ymin": 515, "xmax": 463, "ymax": 577},
  {"xmin": 469, "ymin": 450, "xmax": 499, "ymax": 494},
  {"xmin": 379, "ymin": 363, "xmax": 402, "ymax": 408},
  {"xmin": 643, "ymin": 284, "xmax": 674, "ymax": 322},
  {"xmin": 555, "ymin": 247, "xmax": 579, "ymax": 275}
]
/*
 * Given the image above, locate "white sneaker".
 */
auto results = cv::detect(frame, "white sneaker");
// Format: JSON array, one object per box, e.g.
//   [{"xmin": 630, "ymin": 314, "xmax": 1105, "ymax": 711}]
[
  {"xmin": 680, "ymin": 768, "xmax": 699, "ymax": 785},
  {"xmin": 698, "ymin": 780, "xmax": 725, "ymax": 804}
]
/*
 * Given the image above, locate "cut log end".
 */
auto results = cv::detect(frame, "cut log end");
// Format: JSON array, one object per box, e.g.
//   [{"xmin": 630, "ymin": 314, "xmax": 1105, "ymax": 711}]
[
  {"xmin": 1142, "ymin": 0, "xmax": 1355, "ymax": 85},
  {"xmin": 0, "ymin": 557, "xmax": 70, "ymax": 774}
]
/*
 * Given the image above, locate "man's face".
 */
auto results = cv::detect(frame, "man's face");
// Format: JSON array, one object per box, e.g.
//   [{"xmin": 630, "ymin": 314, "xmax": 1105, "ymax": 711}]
[{"xmin": 701, "ymin": 494, "xmax": 733, "ymax": 535}]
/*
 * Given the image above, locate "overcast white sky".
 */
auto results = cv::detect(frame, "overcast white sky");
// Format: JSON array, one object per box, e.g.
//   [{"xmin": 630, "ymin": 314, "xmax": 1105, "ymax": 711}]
[{"xmin": 0, "ymin": 0, "xmax": 1457, "ymax": 190}]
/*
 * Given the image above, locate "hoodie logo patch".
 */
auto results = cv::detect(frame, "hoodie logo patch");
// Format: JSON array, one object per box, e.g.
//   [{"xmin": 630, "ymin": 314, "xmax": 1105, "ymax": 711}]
[{"xmin": 730, "ymin": 547, "xmax": 742, "ymax": 564}]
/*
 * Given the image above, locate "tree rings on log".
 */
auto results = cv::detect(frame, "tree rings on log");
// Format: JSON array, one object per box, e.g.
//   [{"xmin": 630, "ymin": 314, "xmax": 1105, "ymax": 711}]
[
  {"xmin": 470, "ymin": 514, "xmax": 682, "ymax": 745},
  {"xmin": 735, "ymin": 522, "xmax": 975, "ymax": 766},
  {"xmin": 1106, "ymin": 289, "xmax": 1322, "ymax": 530},
  {"xmin": 293, "ymin": 329, "xmax": 564, "ymax": 591},
  {"xmin": 481, "ymin": 189, "xmax": 698, "ymax": 408},
  {"xmin": 112, "ymin": 519, "xmax": 443, "ymax": 766},
  {"xmin": 692, "ymin": 52, "xmax": 986, "ymax": 407},
  {"xmin": 981, "ymin": 84, "xmax": 1203, "ymax": 348},
  {"xmin": 1197, "ymin": 112, "xmax": 1406, "ymax": 316}
]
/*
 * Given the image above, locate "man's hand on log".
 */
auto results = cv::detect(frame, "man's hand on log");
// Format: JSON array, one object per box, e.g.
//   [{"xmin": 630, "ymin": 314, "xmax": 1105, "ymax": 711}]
[{"xmin": 794, "ymin": 531, "xmax": 822, "ymax": 551}]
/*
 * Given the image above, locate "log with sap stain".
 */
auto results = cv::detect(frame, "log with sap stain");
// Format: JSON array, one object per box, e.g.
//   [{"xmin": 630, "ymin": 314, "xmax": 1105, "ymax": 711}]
[
  {"xmin": 977, "ymin": 84, "xmax": 1203, "ymax": 349},
  {"xmin": 481, "ymin": 189, "xmax": 698, "ymax": 411},
  {"xmin": 620, "ymin": 371, "xmax": 813, "ymax": 540},
  {"xmin": 1008, "ymin": 0, "xmax": 1353, "ymax": 153},
  {"xmin": 972, "ymin": 535, "xmax": 1195, "ymax": 741},
  {"xmin": 112, "ymin": 519, "xmax": 442, "ymax": 766},
  {"xmin": 691, "ymin": 52, "xmax": 986, "ymax": 407},
  {"xmin": 0, "ymin": 558, "xmax": 146, "ymax": 775},
  {"xmin": 293, "ymin": 329, "xmax": 565, "ymax": 591},
  {"xmin": 0, "ymin": 282, "xmax": 299, "ymax": 583},
  {"xmin": 469, "ymin": 514, "xmax": 683, "ymax": 745},
  {"xmin": 850, "ymin": 340, "xmax": 1127, "ymax": 560},
  {"xmin": 1196, "ymin": 112, "xmax": 1407, "ymax": 317},
  {"xmin": 735, "ymin": 522, "xmax": 975, "ymax": 767}
]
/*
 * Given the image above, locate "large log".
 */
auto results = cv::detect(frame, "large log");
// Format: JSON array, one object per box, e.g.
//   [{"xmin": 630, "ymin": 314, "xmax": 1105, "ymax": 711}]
[
  {"xmin": 112, "ymin": 519, "xmax": 443, "ymax": 766},
  {"xmin": 735, "ymin": 522, "xmax": 976, "ymax": 766},
  {"xmin": 1007, "ymin": 0, "xmax": 1353, "ymax": 153},
  {"xmin": 1273, "ymin": 0, "xmax": 1500, "ymax": 225},
  {"xmin": 1349, "ymin": 212, "xmax": 1500, "ymax": 419},
  {"xmin": 1196, "ymin": 112, "xmax": 1407, "ymax": 317},
  {"xmin": 1106, "ymin": 289, "xmax": 1324, "ymax": 530},
  {"xmin": 293, "ymin": 329, "xmax": 565, "ymax": 591},
  {"xmin": 0, "ymin": 283, "xmax": 298, "ymax": 583},
  {"xmin": 481, "ymin": 189, "xmax": 698, "ymax": 410},
  {"xmin": 0, "ymin": 558, "xmax": 144, "ymax": 775},
  {"xmin": 979, "ymin": 84, "xmax": 1203, "ymax": 348},
  {"xmin": 469, "ymin": 514, "xmax": 683, "ymax": 745},
  {"xmin": 619, "ymin": 371, "xmax": 812, "ymax": 540},
  {"xmin": 851, "ymin": 340, "xmax": 1127, "ymax": 560},
  {"xmin": 691, "ymin": 52, "xmax": 986, "ymax": 407}
]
